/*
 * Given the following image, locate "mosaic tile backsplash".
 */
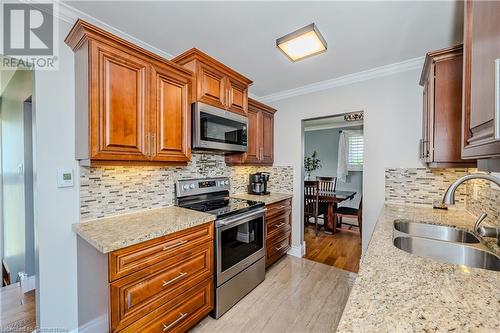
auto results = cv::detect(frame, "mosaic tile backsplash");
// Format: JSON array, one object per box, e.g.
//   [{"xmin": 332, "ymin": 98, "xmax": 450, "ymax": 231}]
[
  {"xmin": 80, "ymin": 152, "xmax": 293, "ymax": 220},
  {"xmin": 385, "ymin": 167, "xmax": 500, "ymax": 228}
]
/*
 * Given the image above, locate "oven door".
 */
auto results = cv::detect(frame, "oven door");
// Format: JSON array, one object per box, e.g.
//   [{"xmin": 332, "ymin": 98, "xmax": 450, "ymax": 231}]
[
  {"xmin": 216, "ymin": 208, "xmax": 265, "ymax": 286},
  {"xmin": 192, "ymin": 102, "xmax": 248, "ymax": 152}
]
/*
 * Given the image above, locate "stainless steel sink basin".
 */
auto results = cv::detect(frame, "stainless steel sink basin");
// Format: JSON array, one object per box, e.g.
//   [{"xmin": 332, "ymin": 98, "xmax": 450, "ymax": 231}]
[
  {"xmin": 393, "ymin": 236, "xmax": 500, "ymax": 271},
  {"xmin": 394, "ymin": 219, "xmax": 480, "ymax": 243}
]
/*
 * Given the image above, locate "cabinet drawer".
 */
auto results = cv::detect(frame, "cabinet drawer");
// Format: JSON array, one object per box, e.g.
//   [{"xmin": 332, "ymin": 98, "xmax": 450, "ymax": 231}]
[
  {"xmin": 266, "ymin": 231, "xmax": 291, "ymax": 268},
  {"xmin": 266, "ymin": 210, "xmax": 291, "ymax": 239},
  {"xmin": 265, "ymin": 199, "xmax": 291, "ymax": 218},
  {"xmin": 121, "ymin": 278, "xmax": 213, "ymax": 333},
  {"xmin": 109, "ymin": 222, "xmax": 213, "ymax": 281},
  {"xmin": 110, "ymin": 242, "xmax": 213, "ymax": 332}
]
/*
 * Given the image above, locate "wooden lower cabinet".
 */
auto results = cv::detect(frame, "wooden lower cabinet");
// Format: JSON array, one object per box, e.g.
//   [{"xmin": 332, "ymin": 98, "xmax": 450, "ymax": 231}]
[
  {"xmin": 265, "ymin": 199, "xmax": 292, "ymax": 268},
  {"xmin": 76, "ymin": 222, "xmax": 214, "ymax": 333}
]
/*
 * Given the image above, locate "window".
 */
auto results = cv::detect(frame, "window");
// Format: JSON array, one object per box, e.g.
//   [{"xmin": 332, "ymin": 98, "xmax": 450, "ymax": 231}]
[{"xmin": 347, "ymin": 133, "xmax": 363, "ymax": 171}]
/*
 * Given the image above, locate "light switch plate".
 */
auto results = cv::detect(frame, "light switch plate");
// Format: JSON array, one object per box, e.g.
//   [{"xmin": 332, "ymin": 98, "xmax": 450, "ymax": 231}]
[{"xmin": 57, "ymin": 168, "xmax": 74, "ymax": 188}]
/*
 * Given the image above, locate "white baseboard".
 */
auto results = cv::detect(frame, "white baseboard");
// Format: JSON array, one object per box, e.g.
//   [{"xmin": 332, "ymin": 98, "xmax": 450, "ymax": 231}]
[
  {"xmin": 75, "ymin": 314, "xmax": 108, "ymax": 333},
  {"xmin": 287, "ymin": 241, "xmax": 306, "ymax": 257}
]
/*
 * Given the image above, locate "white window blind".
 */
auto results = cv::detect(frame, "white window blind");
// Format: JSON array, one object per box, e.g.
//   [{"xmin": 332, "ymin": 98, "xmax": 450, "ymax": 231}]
[{"xmin": 347, "ymin": 134, "xmax": 364, "ymax": 171}]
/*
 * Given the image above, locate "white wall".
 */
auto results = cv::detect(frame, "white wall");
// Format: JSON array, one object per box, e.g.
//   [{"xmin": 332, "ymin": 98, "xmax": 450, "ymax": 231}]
[
  {"xmin": 271, "ymin": 69, "xmax": 423, "ymax": 251},
  {"xmin": 33, "ymin": 20, "xmax": 79, "ymax": 331}
]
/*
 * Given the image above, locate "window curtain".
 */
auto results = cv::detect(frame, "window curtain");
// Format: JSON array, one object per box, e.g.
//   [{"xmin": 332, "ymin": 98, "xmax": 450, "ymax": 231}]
[{"xmin": 337, "ymin": 132, "xmax": 348, "ymax": 182}]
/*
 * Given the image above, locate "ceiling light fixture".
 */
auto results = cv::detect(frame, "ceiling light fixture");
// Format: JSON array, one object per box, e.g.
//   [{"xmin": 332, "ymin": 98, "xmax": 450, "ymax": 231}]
[{"xmin": 276, "ymin": 23, "xmax": 327, "ymax": 62}]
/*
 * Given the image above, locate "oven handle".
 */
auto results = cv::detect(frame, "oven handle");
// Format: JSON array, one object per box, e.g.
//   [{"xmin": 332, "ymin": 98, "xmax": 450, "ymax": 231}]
[{"xmin": 216, "ymin": 208, "xmax": 266, "ymax": 229}]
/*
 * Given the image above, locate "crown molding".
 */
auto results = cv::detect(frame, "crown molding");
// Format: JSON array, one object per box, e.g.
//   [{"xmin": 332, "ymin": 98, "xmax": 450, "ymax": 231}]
[
  {"xmin": 257, "ymin": 56, "xmax": 425, "ymax": 103},
  {"xmin": 20, "ymin": 0, "xmax": 173, "ymax": 59}
]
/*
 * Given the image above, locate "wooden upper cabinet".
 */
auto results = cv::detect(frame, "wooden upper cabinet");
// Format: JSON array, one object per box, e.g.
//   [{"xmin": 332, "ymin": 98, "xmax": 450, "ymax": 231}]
[
  {"xmin": 419, "ymin": 44, "xmax": 476, "ymax": 168},
  {"xmin": 226, "ymin": 77, "xmax": 248, "ymax": 115},
  {"xmin": 172, "ymin": 48, "xmax": 252, "ymax": 115},
  {"xmin": 65, "ymin": 19, "xmax": 193, "ymax": 165},
  {"xmin": 91, "ymin": 41, "xmax": 150, "ymax": 161},
  {"xmin": 151, "ymin": 63, "xmax": 191, "ymax": 162},
  {"xmin": 462, "ymin": 0, "xmax": 500, "ymax": 164},
  {"xmin": 226, "ymin": 98, "xmax": 276, "ymax": 166},
  {"xmin": 243, "ymin": 107, "xmax": 261, "ymax": 163},
  {"xmin": 198, "ymin": 63, "xmax": 226, "ymax": 109},
  {"xmin": 261, "ymin": 111, "xmax": 274, "ymax": 164}
]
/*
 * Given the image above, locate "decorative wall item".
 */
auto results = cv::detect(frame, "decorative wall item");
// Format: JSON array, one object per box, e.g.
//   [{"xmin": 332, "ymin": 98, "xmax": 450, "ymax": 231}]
[
  {"xmin": 344, "ymin": 111, "xmax": 364, "ymax": 122},
  {"xmin": 80, "ymin": 152, "xmax": 293, "ymax": 220}
]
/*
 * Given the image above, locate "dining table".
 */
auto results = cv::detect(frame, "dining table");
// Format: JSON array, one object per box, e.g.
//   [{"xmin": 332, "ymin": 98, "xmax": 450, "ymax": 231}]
[{"xmin": 317, "ymin": 189, "xmax": 356, "ymax": 234}]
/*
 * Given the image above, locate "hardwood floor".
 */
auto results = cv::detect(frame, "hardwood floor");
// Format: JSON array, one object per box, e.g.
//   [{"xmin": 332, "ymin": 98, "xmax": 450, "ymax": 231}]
[
  {"xmin": 192, "ymin": 255, "xmax": 356, "ymax": 333},
  {"xmin": 304, "ymin": 222, "xmax": 361, "ymax": 273},
  {"xmin": 0, "ymin": 283, "xmax": 36, "ymax": 332}
]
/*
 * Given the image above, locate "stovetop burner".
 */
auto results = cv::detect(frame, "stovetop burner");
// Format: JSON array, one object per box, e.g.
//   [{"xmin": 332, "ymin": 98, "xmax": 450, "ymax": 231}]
[
  {"xmin": 182, "ymin": 197, "xmax": 264, "ymax": 219},
  {"xmin": 175, "ymin": 177, "xmax": 265, "ymax": 219}
]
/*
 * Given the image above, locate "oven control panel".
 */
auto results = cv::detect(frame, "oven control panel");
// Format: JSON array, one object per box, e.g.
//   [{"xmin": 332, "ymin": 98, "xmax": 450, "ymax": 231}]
[{"xmin": 176, "ymin": 177, "xmax": 230, "ymax": 198}]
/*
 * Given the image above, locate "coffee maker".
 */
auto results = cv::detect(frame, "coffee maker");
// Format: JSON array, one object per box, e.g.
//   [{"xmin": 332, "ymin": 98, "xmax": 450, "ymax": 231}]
[{"xmin": 248, "ymin": 172, "xmax": 270, "ymax": 195}]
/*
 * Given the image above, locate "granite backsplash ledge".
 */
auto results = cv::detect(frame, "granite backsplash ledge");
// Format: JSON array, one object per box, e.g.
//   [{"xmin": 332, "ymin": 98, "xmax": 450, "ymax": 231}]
[
  {"xmin": 385, "ymin": 167, "xmax": 500, "ymax": 228},
  {"xmin": 80, "ymin": 152, "xmax": 293, "ymax": 221}
]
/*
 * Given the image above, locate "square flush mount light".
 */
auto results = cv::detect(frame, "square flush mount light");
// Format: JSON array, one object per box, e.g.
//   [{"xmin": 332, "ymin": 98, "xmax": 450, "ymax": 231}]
[{"xmin": 276, "ymin": 23, "xmax": 327, "ymax": 62}]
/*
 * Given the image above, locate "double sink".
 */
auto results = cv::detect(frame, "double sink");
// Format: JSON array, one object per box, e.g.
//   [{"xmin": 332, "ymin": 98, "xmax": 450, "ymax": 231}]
[{"xmin": 393, "ymin": 220, "xmax": 500, "ymax": 271}]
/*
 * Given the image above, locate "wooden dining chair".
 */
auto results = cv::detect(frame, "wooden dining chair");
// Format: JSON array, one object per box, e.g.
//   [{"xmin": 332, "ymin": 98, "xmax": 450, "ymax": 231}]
[
  {"xmin": 316, "ymin": 176, "xmax": 337, "ymax": 192},
  {"xmin": 304, "ymin": 181, "xmax": 325, "ymax": 235},
  {"xmin": 334, "ymin": 196, "xmax": 362, "ymax": 238},
  {"xmin": 316, "ymin": 176, "xmax": 337, "ymax": 215}
]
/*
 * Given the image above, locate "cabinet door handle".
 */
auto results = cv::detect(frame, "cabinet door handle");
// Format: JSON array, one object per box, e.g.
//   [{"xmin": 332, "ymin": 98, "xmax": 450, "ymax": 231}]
[
  {"xmin": 274, "ymin": 222, "xmax": 285, "ymax": 228},
  {"xmin": 162, "ymin": 312, "xmax": 188, "ymax": 332},
  {"xmin": 275, "ymin": 244, "xmax": 286, "ymax": 251},
  {"xmin": 162, "ymin": 240, "xmax": 187, "ymax": 251},
  {"xmin": 151, "ymin": 134, "xmax": 156, "ymax": 156},
  {"xmin": 162, "ymin": 272, "xmax": 187, "ymax": 287},
  {"xmin": 147, "ymin": 133, "xmax": 151, "ymax": 157}
]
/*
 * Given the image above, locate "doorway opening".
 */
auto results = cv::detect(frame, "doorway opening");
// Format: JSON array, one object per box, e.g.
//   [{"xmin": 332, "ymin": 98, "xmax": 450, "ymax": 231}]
[
  {"xmin": 302, "ymin": 113, "xmax": 364, "ymax": 273},
  {"xmin": 0, "ymin": 58, "xmax": 37, "ymax": 331}
]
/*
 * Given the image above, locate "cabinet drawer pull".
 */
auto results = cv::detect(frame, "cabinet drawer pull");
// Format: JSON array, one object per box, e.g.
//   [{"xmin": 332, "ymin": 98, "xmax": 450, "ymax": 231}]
[
  {"xmin": 274, "ymin": 222, "xmax": 285, "ymax": 228},
  {"xmin": 162, "ymin": 240, "xmax": 188, "ymax": 251},
  {"xmin": 162, "ymin": 312, "xmax": 188, "ymax": 332},
  {"xmin": 162, "ymin": 272, "xmax": 187, "ymax": 287},
  {"xmin": 275, "ymin": 244, "xmax": 286, "ymax": 251},
  {"xmin": 273, "ymin": 205, "xmax": 289, "ymax": 210}
]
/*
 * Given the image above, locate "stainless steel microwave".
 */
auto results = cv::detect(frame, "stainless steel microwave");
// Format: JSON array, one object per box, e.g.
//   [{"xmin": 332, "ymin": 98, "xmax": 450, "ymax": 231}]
[{"xmin": 192, "ymin": 102, "xmax": 248, "ymax": 152}]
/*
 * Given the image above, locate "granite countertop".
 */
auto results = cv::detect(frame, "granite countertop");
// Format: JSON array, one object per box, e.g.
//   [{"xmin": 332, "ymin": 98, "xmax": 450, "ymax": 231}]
[
  {"xmin": 72, "ymin": 207, "xmax": 215, "ymax": 253},
  {"xmin": 337, "ymin": 203, "xmax": 500, "ymax": 332},
  {"xmin": 231, "ymin": 192, "xmax": 293, "ymax": 205}
]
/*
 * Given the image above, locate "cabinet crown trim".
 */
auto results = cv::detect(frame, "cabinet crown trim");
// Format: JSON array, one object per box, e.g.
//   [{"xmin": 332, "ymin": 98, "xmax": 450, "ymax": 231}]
[
  {"xmin": 64, "ymin": 19, "xmax": 193, "ymax": 77},
  {"xmin": 172, "ymin": 48, "xmax": 253, "ymax": 86},
  {"xmin": 249, "ymin": 98, "xmax": 277, "ymax": 114},
  {"xmin": 419, "ymin": 44, "xmax": 463, "ymax": 86}
]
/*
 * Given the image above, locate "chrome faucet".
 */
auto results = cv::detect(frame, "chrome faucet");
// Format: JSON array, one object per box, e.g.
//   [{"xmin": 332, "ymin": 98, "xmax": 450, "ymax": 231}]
[{"xmin": 442, "ymin": 173, "xmax": 500, "ymax": 245}]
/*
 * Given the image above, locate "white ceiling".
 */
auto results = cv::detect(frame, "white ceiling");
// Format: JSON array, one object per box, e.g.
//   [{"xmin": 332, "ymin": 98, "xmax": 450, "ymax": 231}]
[{"xmin": 64, "ymin": 1, "xmax": 463, "ymax": 97}]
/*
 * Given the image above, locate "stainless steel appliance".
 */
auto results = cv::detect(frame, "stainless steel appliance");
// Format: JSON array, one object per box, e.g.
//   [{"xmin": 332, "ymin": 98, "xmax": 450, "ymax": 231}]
[
  {"xmin": 175, "ymin": 177, "xmax": 266, "ymax": 318},
  {"xmin": 248, "ymin": 172, "xmax": 270, "ymax": 195},
  {"xmin": 192, "ymin": 102, "xmax": 248, "ymax": 152}
]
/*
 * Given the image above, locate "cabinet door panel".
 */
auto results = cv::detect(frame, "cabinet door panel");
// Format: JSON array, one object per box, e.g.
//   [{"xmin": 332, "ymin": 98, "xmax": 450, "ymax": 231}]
[
  {"xmin": 463, "ymin": 0, "xmax": 500, "ymax": 159},
  {"xmin": 227, "ymin": 78, "xmax": 248, "ymax": 115},
  {"xmin": 91, "ymin": 42, "xmax": 150, "ymax": 160},
  {"xmin": 198, "ymin": 64, "xmax": 226, "ymax": 109},
  {"xmin": 245, "ymin": 107, "xmax": 261, "ymax": 163},
  {"xmin": 151, "ymin": 64, "xmax": 191, "ymax": 162},
  {"xmin": 261, "ymin": 111, "xmax": 274, "ymax": 164}
]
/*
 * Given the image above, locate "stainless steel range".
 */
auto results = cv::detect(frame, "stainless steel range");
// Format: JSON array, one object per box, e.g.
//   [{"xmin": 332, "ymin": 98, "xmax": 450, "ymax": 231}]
[{"xmin": 175, "ymin": 177, "xmax": 266, "ymax": 318}]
